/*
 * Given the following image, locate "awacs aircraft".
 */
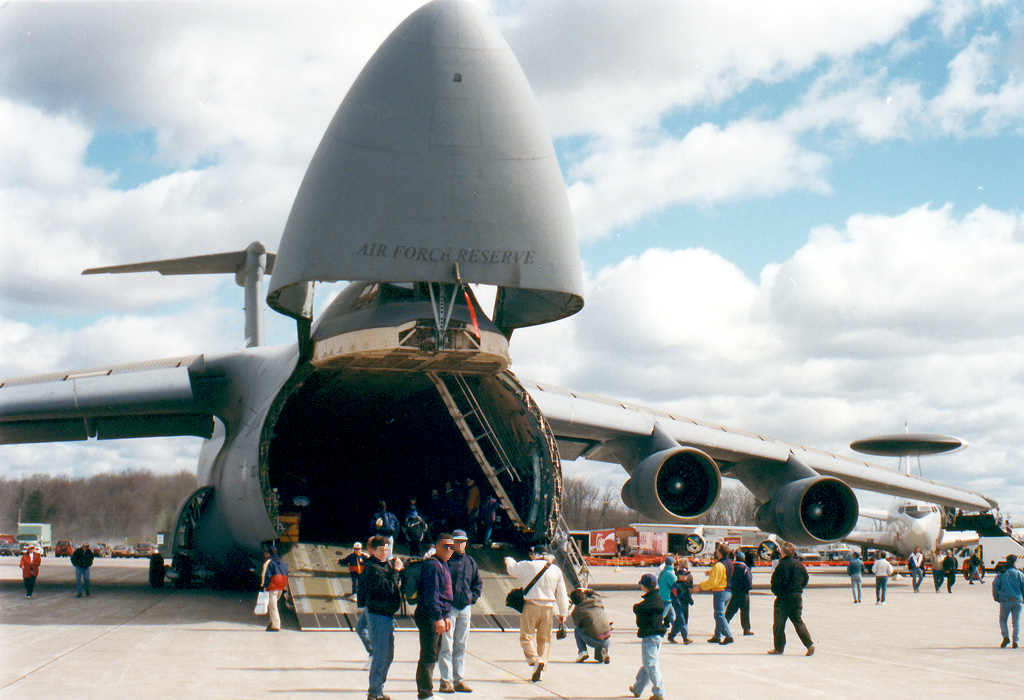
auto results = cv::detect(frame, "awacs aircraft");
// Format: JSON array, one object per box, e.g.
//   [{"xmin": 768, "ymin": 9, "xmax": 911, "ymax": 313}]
[
  {"xmin": 844, "ymin": 500, "xmax": 978, "ymax": 557},
  {"xmin": 0, "ymin": 1, "xmax": 997, "ymax": 588},
  {"xmin": 843, "ymin": 433, "xmax": 980, "ymax": 557}
]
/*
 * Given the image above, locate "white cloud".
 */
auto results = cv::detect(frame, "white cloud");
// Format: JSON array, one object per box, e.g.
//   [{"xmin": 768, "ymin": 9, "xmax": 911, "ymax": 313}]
[
  {"xmin": 514, "ymin": 204, "xmax": 1024, "ymax": 515},
  {"xmin": 568, "ymin": 120, "xmax": 831, "ymax": 241}
]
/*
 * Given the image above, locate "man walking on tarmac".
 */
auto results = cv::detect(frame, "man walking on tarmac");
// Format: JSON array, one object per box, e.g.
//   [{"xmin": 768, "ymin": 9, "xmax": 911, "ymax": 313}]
[
  {"xmin": 504, "ymin": 545, "xmax": 570, "ymax": 682},
  {"xmin": 438, "ymin": 530, "xmax": 482, "ymax": 693},
  {"xmin": 70, "ymin": 542, "xmax": 95, "ymax": 597},
  {"xmin": 767, "ymin": 542, "xmax": 815, "ymax": 656}
]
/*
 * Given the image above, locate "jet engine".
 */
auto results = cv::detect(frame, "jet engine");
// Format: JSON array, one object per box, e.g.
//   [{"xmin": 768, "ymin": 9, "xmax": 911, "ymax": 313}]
[
  {"xmin": 620, "ymin": 447, "xmax": 721, "ymax": 523},
  {"xmin": 754, "ymin": 476, "xmax": 858, "ymax": 545}
]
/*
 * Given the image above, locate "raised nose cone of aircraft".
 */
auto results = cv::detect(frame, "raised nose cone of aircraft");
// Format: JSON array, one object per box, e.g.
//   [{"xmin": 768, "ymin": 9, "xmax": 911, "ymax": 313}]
[{"xmin": 269, "ymin": 0, "xmax": 584, "ymax": 332}]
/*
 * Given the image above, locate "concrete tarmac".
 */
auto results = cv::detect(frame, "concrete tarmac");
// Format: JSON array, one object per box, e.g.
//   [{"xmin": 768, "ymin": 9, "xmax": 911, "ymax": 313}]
[{"xmin": 2, "ymin": 558, "xmax": 1021, "ymax": 699}]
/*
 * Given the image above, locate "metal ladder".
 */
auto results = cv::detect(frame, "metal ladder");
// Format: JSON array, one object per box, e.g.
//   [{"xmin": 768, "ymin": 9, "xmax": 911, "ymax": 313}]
[
  {"xmin": 427, "ymin": 371, "xmax": 590, "ymax": 588},
  {"xmin": 427, "ymin": 371, "xmax": 527, "ymax": 531}
]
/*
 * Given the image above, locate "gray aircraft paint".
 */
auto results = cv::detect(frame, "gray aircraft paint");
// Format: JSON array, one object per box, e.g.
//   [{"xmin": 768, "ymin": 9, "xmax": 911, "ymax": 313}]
[{"xmin": 268, "ymin": 0, "xmax": 584, "ymax": 330}]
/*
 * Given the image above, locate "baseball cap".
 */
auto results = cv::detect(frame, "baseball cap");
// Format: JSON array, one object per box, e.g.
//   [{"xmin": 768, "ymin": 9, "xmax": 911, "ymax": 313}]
[
  {"xmin": 452, "ymin": 530, "xmax": 469, "ymax": 541},
  {"xmin": 353, "ymin": 542, "xmax": 362, "ymax": 548},
  {"xmin": 639, "ymin": 573, "xmax": 657, "ymax": 588}
]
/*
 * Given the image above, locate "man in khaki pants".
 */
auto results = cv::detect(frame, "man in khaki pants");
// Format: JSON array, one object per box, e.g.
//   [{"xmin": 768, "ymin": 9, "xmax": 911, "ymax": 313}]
[{"xmin": 504, "ymin": 546, "xmax": 570, "ymax": 682}]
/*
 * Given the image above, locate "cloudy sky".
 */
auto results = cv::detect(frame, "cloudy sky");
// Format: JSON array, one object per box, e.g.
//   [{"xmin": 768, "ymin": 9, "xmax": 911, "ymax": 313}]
[{"xmin": 1, "ymin": 1, "xmax": 1022, "ymax": 521}]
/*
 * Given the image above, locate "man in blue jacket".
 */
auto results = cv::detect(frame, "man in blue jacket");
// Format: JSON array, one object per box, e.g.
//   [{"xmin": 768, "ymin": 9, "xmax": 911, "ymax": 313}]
[
  {"xmin": 438, "ymin": 530, "xmax": 482, "ymax": 693},
  {"xmin": 371, "ymin": 501, "xmax": 400, "ymax": 556},
  {"xmin": 992, "ymin": 554, "xmax": 1024, "ymax": 648},
  {"xmin": 415, "ymin": 533, "xmax": 455, "ymax": 699},
  {"xmin": 725, "ymin": 550, "xmax": 754, "ymax": 635}
]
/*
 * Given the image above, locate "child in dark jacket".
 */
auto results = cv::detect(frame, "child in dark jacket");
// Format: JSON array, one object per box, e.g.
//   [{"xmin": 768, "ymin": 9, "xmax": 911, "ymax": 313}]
[
  {"xmin": 668, "ymin": 561, "xmax": 694, "ymax": 643},
  {"xmin": 629, "ymin": 573, "xmax": 666, "ymax": 700}
]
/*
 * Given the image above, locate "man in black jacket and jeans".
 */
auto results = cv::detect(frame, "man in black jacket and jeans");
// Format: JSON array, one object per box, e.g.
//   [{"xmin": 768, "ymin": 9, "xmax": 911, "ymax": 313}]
[
  {"xmin": 767, "ymin": 542, "xmax": 814, "ymax": 656},
  {"xmin": 359, "ymin": 535, "xmax": 405, "ymax": 700}
]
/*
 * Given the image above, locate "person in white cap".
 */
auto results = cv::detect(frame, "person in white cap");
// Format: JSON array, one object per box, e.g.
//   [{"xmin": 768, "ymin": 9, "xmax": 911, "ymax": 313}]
[{"xmin": 438, "ymin": 530, "xmax": 482, "ymax": 693}]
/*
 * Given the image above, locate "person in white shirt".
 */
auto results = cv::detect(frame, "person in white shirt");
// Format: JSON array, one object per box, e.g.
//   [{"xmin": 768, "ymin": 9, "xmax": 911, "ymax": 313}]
[
  {"xmin": 873, "ymin": 552, "xmax": 894, "ymax": 604},
  {"xmin": 504, "ymin": 545, "xmax": 570, "ymax": 683},
  {"xmin": 908, "ymin": 546, "xmax": 925, "ymax": 593}
]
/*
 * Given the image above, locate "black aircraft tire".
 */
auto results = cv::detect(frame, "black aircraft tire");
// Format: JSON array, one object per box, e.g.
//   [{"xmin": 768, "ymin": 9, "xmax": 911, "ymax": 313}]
[{"xmin": 149, "ymin": 553, "xmax": 166, "ymax": 588}]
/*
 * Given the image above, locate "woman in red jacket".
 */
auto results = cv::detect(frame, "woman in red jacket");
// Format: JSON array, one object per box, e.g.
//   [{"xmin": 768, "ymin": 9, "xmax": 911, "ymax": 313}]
[{"xmin": 20, "ymin": 544, "xmax": 42, "ymax": 597}]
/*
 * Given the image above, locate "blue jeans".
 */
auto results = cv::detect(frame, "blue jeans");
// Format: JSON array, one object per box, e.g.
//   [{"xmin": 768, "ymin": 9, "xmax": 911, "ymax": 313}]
[
  {"xmin": 366, "ymin": 612, "xmax": 395, "ymax": 697},
  {"xmin": 999, "ymin": 601, "xmax": 1022, "ymax": 644},
  {"xmin": 439, "ymin": 604, "xmax": 472, "ymax": 683},
  {"xmin": 574, "ymin": 627, "xmax": 611, "ymax": 656},
  {"xmin": 712, "ymin": 590, "xmax": 732, "ymax": 640},
  {"xmin": 910, "ymin": 566, "xmax": 924, "ymax": 591},
  {"xmin": 661, "ymin": 601, "xmax": 674, "ymax": 629},
  {"xmin": 356, "ymin": 610, "xmax": 372, "ymax": 655},
  {"xmin": 74, "ymin": 566, "xmax": 90, "ymax": 595},
  {"xmin": 875, "ymin": 576, "xmax": 888, "ymax": 602},
  {"xmin": 669, "ymin": 597, "xmax": 689, "ymax": 638},
  {"xmin": 850, "ymin": 574, "xmax": 862, "ymax": 602},
  {"xmin": 633, "ymin": 635, "xmax": 664, "ymax": 697}
]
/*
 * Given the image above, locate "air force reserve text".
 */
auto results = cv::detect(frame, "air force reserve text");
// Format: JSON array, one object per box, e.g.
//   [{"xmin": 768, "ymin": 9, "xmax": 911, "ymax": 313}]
[{"xmin": 355, "ymin": 243, "xmax": 535, "ymax": 265}]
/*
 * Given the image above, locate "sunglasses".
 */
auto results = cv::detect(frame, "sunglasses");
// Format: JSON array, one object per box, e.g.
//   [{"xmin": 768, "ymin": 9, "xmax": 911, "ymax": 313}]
[{"xmin": 439, "ymin": 543, "xmax": 454, "ymax": 550}]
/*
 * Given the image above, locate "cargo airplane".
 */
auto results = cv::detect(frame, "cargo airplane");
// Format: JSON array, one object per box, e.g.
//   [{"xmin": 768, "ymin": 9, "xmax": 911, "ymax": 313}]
[{"xmin": 0, "ymin": 1, "xmax": 996, "ymax": 588}]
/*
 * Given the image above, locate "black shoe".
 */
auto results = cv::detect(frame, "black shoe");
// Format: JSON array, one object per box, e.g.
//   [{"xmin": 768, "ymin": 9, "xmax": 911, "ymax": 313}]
[
  {"xmin": 682, "ymin": 638, "xmax": 693, "ymax": 645},
  {"xmin": 418, "ymin": 693, "xmax": 433, "ymax": 700},
  {"xmin": 85, "ymin": 590, "xmax": 90, "ymax": 596},
  {"xmin": 707, "ymin": 637, "xmax": 721, "ymax": 643},
  {"xmin": 531, "ymin": 662, "xmax": 544, "ymax": 682},
  {"xmin": 1002, "ymin": 637, "xmax": 1010, "ymax": 648},
  {"xmin": 367, "ymin": 695, "xmax": 391, "ymax": 700},
  {"xmin": 743, "ymin": 631, "xmax": 754, "ymax": 636},
  {"xmin": 719, "ymin": 637, "xmax": 734, "ymax": 645},
  {"xmin": 1014, "ymin": 642, "xmax": 1019, "ymax": 648}
]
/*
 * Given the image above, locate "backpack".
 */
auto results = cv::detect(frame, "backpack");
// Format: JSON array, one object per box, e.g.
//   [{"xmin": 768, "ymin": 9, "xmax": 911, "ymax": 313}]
[{"xmin": 405, "ymin": 514, "xmax": 426, "ymax": 541}]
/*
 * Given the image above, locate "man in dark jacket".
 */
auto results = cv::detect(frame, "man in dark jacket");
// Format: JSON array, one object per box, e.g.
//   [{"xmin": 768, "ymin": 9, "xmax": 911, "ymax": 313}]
[
  {"xmin": 629, "ymin": 573, "xmax": 665, "ymax": 700},
  {"xmin": 359, "ymin": 535, "xmax": 405, "ymax": 700},
  {"xmin": 942, "ymin": 552, "xmax": 958, "ymax": 593},
  {"xmin": 570, "ymin": 587, "xmax": 612, "ymax": 663},
  {"xmin": 371, "ymin": 501, "xmax": 400, "ymax": 556},
  {"xmin": 768, "ymin": 542, "xmax": 814, "ymax": 656},
  {"xmin": 415, "ymin": 533, "xmax": 455, "ymax": 699},
  {"xmin": 70, "ymin": 543, "xmax": 95, "ymax": 597},
  {"xmin": 438, "ymin": 530, "xmax": 482, "ymax": 693},
  {"xmin": 725, "ymin": 550, "xmax": 754, "ymax": 636}
]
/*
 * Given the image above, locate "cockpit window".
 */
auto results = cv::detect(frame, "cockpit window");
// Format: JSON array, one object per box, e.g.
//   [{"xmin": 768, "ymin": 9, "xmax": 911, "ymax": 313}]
[
  {"xmin": 902, "ymin": 505, "xmax": 933, "ymax": 519},
  {"xmin": 352, "ymin": 283, "xmax": 380, "ymax": 311}
]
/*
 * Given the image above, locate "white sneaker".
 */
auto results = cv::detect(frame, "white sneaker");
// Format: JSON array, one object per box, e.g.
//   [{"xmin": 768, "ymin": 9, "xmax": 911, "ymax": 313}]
[{"xmin": 575, "ymin": 651, "xmax": 589, "ymax": 663}]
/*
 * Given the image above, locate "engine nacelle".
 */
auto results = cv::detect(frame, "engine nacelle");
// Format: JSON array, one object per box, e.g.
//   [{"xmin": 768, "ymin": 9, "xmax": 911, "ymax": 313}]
[
  {"xmin": 620, "ymin": 447, "xmax": 721, "ymax": 523},
  {"xmin": 754, "ymin": 476, "xmax": 858, "ymax": 545}
]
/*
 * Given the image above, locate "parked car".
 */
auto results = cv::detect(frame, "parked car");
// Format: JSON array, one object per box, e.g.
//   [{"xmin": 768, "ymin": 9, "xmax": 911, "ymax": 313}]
[
  {"xmin": 134, "ymin": 542, "xmax": 157, "ymax": 558},
  {"xmin": 92, "ymin": 543, "xmax": 110, "ymax": 558},
  {"xmin": 54, "ymin": 540, "xmax": 74, "ymax": 557},
  {"xmin": 110, "ymin": 544, "xmax": 132, "ymax": 558},
  {"xmin": 0, "ymin": 541, "xmax": 22, "ymax": 556}
]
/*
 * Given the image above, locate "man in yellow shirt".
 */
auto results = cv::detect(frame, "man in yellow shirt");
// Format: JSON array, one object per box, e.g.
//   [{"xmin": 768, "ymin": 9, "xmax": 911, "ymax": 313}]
[{"xmin": 691, "ymin": 543, "xmax": 734, "ymax": 644}]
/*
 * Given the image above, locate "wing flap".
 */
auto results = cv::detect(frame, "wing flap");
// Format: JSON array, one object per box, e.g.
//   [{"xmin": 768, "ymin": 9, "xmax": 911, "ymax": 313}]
[{"xmin": 0, "ymin": 356, "xmax": 220, "ymax": 444}]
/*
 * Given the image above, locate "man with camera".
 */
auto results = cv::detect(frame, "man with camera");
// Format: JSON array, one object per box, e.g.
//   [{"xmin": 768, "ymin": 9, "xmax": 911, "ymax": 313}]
[{"xmin": 504, "ymin": 545, "xmax": 570, "ymax": 682}]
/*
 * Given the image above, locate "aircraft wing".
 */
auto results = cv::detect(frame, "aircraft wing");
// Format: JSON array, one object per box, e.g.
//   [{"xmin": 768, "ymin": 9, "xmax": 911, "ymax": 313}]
[
  {"xmin": 843, "ymin": 530, "xmax": 897, "ymax": 552},
  {"xmin": 937, "ymin": 531, "xmax": 979, "ymax": 551},
  {"xmin": 857, "ymin": 508, "xmax": 890, "ymax": 521},
  {"xmin": 0, "ymin": 355, "xmax": 225, "ymax": 444},
  {"xmin": 523, "ymin": 379, "xmax": 996, "ymax": 512}
]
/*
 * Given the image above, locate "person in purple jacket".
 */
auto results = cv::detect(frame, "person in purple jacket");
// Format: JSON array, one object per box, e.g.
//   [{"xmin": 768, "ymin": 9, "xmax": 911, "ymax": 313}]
[{"xmin": 415, "ymin": 532, "xmax": 455, "ymax": 699}]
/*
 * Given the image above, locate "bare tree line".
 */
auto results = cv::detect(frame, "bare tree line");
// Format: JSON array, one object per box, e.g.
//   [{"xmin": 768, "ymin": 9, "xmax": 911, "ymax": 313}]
[
  {"xmin": 0, "ymin": 470, "xmax": 197, "ymax": 544},
  {"xmin": 560, "ymin": 476, "xmax": 758, "ymax": 530}
]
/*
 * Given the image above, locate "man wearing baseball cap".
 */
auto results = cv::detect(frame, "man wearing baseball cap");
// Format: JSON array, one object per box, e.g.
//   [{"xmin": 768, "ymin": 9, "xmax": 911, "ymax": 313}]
[
  {"xmin": 438, "ymin": 530, "xmax": 482, "ymax": 693},
  {"xmin": 629, "ymin": 573, "xmax": 666, "ymax": 700}
]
